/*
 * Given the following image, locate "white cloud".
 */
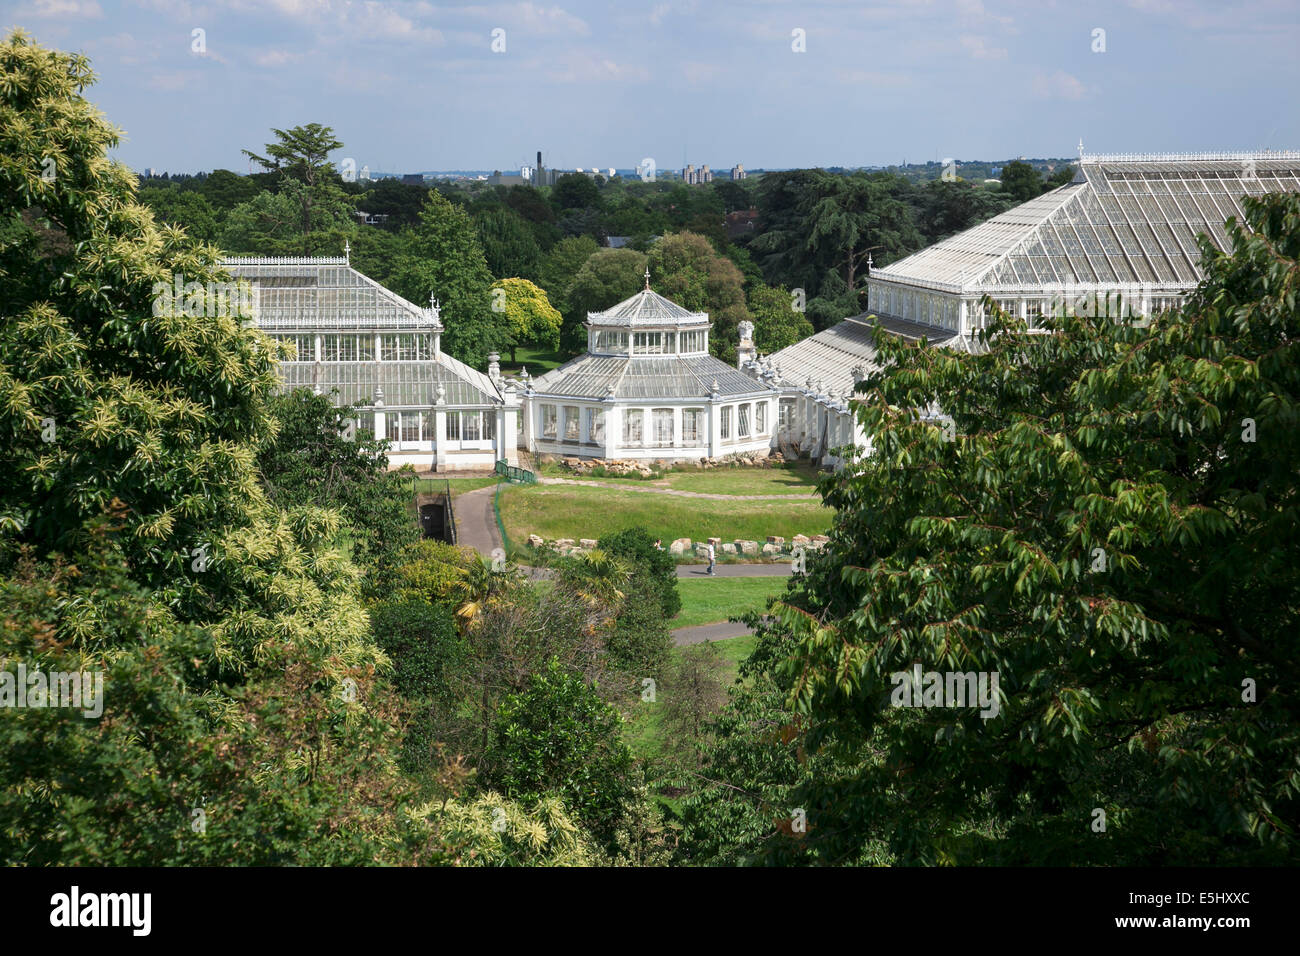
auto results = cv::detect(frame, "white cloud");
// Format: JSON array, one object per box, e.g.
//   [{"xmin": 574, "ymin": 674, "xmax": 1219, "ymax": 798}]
[
  {"xmin": 835, "ymin": 69, "xmax": 912, "ymax": 88},
  {"xmin": 545, "ymin": 52, "xmax": 650, "ymax": 83},
  {"xmin": 960, "ymin": 34, "xmax": 1007, "ymax": 59},
  {"xmin": 146, "ymin": 70, "xmax": 191, "ymax": 91},
  {"xmin": 1031, "ymin": 69, "xmax": 1089, "ymax": 100},
  {"xmin": 681, "ymin": 61, "xmax": 722, "ymax": 85},
  {"xmin": 253, "ymin": 48, "xmax": 305, "ymax": 67},
  {"xmin": 16, "ymin": 0, "xmax": 103, "ymax": 17},
  {"xmin": 436, "ymin": 2, "xmax": 590, "ymax": 37}
]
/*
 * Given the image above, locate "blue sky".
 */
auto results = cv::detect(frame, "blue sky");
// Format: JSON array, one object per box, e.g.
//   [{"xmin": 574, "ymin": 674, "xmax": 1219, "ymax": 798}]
[{"xmin": 7, "ymin": 0, "xmax": 1299, "ymax": 174}]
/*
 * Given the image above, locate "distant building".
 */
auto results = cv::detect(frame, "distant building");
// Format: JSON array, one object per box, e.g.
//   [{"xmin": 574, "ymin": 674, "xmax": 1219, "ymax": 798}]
[
  {"xmin": 360, "ymin": 165, "xmax": 372, "ymax": 181},
  {"xmin": 401, "ymin": 174, "xmax": 424, "ymax": 185},
  {"xmin": 487, "ymin": 171, "xmax": 527, "ymax": 186},
  {"xmin": 605, "ymin": 236, "xmax": 632, "ymax": 249},
  {"xmin": 682, "ymin": 163, "xmax": 713, "ymax": 185},
  {"xmin": 730, "ymin": 163, "xmax": 746, "ymax": 180},
  {"xmin": 354, "ymin": 211, "xmax": 390, "ymax": 227}
]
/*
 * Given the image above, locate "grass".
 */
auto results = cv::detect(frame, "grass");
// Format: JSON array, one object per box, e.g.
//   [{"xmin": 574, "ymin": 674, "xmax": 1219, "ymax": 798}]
[
  {"xmin": 671, "ymin": 577, "xmax": 787, "ymax": 629},
  {"xmin": 446, "ymin": 476, "xmax": 499, "ymax": 495},
  {"xmin": 622, "ymin": 632, "xmax": 760, "ymax": 766},
  {"xmin": 500, "ymin": 345, "xmax": 573, "ymax": 376},
  {"xmin": 540, "ymin": 461, "xmax": 824, "ymax": 497},
  {"xmin": 499, "ymin": 482, "xmax": 830, "ymax": 544}
]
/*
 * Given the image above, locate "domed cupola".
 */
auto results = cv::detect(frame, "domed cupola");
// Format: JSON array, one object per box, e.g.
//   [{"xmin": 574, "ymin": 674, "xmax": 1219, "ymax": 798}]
[{"xmin": 586, "ymin": 268, "xmax": 711, "ymax": 357}]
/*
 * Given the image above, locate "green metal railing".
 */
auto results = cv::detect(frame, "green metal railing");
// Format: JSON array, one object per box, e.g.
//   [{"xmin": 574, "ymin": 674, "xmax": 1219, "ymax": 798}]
[{"xmin": 494, "ymin": 459, "xmax": 537, "ymax": 484}]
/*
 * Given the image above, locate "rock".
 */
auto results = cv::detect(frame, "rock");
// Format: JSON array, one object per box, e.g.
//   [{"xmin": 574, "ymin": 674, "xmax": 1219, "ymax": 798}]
[
  {"xmin": 766, "ymin": 535, "xmax": 785, "ymax": 545},
  {"xmin": 527, "ymin": 534, "xmax": 545, "ymax": 548},
  {"xmin": 738, "ymin": 540, "xmax": 760, "ymax": 556},
  {"xmin": 555, "ymin": 538, "xmax": 575, "ymax": 549},
  {"xmin": 579, "ymin": 538, "xmax": 598, "ymax": 549},
  {"xmin": 695, "ymin": 545, "xmax": 711, "ymax": 560},
  {"xmin": 669, "ymin": 537, "xmax": 692, "ymax": 555},
  {"xmin": 792, "ymin": 534, "xmax": 811, "ymax": 546},
  {"xmin": 761, "ymin": 542, "xmax": 782, "ymax": 556},
  {"xmin": 721, "ymin": 543, "xmax": 738, "ymax": 554},
  {"xmin": 707, "ymin": 537, "xmax": 722, "ymax": 547},
  {"xmin": 563, "ymin": 457, "xmax": 581, "ymax": 468},
  {"xmin": 809, "ymin": 534, "xmax": 830, "ymax": 550}
]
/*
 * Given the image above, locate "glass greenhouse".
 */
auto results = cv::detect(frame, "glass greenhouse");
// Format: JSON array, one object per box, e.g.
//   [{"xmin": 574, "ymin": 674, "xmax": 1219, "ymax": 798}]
[
  {"xmin": 750, "ymin": 150, "xmax": 1300, "ymax": 467},
  {"xmin": 223, "ymin": 256, "xmax": 521, "ymax": 471},
  {"xmin": 524, "ymin": 272, "xmax": 776, "ymax": 461}
]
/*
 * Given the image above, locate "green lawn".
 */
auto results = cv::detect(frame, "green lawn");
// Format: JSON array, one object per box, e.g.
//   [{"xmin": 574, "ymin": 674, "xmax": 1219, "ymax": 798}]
[
  {"xmin": 622, "ymin": 632, "xmax": 759, "ymax": 766},
  {"xmin": 541, "ymin": 461, "xmax": 824, "ymax": 497},
  {"xmin": 446, "ymin": 476, "xmax": 499, "ymax": 495},
  {"xmin": 499, "ymin": 482, "xmax": 831, "ymax": 545},
  {"xmin": 501, "ymin": 345, "xmax": 573, "ymax": 376},
  {"xmin": 671, "ymin": 577, "xmax": 787, "ymax": 629}
]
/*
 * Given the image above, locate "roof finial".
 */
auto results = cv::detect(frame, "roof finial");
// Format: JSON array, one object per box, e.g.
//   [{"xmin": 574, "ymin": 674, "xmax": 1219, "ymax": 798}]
[
  {"xmin": 644, "ymin": 266, "xmax": 651, "ymax": 291},
  {"xmin": 1078, "ymin": 138, "xmax": 1085, "ymax": 159},
  {"xmin": 344, "ymin": 238, "xmax": 350, "ymax": 264}
]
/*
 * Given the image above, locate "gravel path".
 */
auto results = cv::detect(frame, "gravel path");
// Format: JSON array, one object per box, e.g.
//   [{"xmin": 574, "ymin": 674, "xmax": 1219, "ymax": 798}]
[
  {"xmin": 672, "ymin": 620, "xmax": 755, "ymax": 645},
  {"xmin": 450, "ymin": 485, "xmax": 502, "ymax": 557}
]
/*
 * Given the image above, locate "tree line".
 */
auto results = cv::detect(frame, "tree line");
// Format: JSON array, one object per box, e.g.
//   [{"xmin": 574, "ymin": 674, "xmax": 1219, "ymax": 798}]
[{"xmin": 136, "ymin": 123, "xmax": 1071, "ymax": 370}]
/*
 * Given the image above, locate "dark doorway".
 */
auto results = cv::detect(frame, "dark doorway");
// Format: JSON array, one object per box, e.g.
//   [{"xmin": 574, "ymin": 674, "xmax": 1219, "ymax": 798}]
[{"xmin": 419, "ymin": 499, "xmax": 451, "ymax": 541}]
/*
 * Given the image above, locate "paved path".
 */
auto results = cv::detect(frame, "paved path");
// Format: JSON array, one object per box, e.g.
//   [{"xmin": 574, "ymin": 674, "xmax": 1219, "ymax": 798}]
[
  {"xmin": 671, "ymin": 620, "xmax": 755, "ymax": 646},
  {"xmin": 536, "ymin": 476, "xmax": 814, "ymax": 501},
  {"xmin": 675, "ymin": 563, "xmax": 791, "ymax": 577},
  {"xmin": 451, "ymin": 485, "xmax": 502, "ymax": 557}
]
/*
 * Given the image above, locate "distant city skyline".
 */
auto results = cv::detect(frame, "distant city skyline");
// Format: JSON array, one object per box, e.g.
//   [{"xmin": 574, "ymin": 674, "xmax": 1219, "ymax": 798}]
[{"xmin": 8, "ymin": 0, "xmax": 1298, "ymax": 175}]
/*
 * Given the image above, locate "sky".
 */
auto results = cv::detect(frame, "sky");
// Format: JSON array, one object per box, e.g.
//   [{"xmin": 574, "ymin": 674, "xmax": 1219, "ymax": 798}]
[{"xmin": 6, "ymin": 0, "xmax": 1299, "ymax": 175}]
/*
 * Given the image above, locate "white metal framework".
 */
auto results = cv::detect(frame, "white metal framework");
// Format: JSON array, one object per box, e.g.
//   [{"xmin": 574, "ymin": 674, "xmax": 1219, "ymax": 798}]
[
  {"xmin": 746, "ymin": 150, "xmax": 1300, "ymax": 468},
  {"xmin": 525, "ymin": 278, "xmax": 775, "ymax": 461},
  {"xmin": 223, "ymin": 257, "xmax": 518, "ymax": 470}
]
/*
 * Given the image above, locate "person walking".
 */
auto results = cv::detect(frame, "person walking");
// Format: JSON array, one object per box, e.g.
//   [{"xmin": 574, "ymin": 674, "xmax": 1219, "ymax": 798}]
[{"xmin": 705, "ymin": 541, "xmax": 716, "ymax": 576}]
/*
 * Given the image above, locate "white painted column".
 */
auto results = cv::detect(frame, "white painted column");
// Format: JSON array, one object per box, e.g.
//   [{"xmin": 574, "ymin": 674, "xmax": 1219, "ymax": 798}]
[
  {"xmin": 709, "ymin": 401, "xmax": 723, "ymax": 458},
  {"xmin": 603, "ymin": 402, "xmax": 620, "ymax": 459},
  {"xmin": 433, "ymin": 385, "xmax": 448, "ymax": 469}
]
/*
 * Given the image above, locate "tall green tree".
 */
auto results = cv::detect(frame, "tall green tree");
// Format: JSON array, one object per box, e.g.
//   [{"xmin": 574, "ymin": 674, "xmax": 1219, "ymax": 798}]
[
  {"xmin": 388, "ymin": 190, "xmax": 507, "ymax": 368},
  {"xmin": 489, "ymin": 277, "xmax": 562, "ymax": 363},
  {"xmin": 484, "ymin": 659, "xmax": 636, "ymax": 848},
  {"xmin": 750, "ymin": 170, "xmax": 922, "ymax": 329},
  {"xmin": 475, "ymin": 205, "xmax": 542, "ymax": 281},
  {"xmin": 761, "ymin": 192, "xmax": 1300, "ymax": 866},
  {"xmin": 646, "ymin": 231, "xmax": 750, "ymax": 362},
  {"xmin": 221, "ymin": 178, "xmax": 355, "ymax": 255},
  {"xmin": 255, "ymin": 390, "xmax": 418, "ymax": 598},
  {"xmin": 537, "ymin": 234, "xmax": 600, "ymax": 316},
  {"xmin": 999, "ymin": 160, "xmax": 1043, "ymax": 203},
  {"xmin": 0, "ymin": 30, "xmax": 404, "ymax": 864},
  {"xmin": 747, "ymin": 283, "xmax": 815, "ymax": 354},
  {"xmin": 561, "ymin": 247, "xmax": 648, "ymax": 352},
  {"xmin": 242, "ymin": 123, "xmax": 353, "ymax": 254},
  {"xmin": 199, "ymin": 168, "xmax": 261, "ymax": 211}
]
